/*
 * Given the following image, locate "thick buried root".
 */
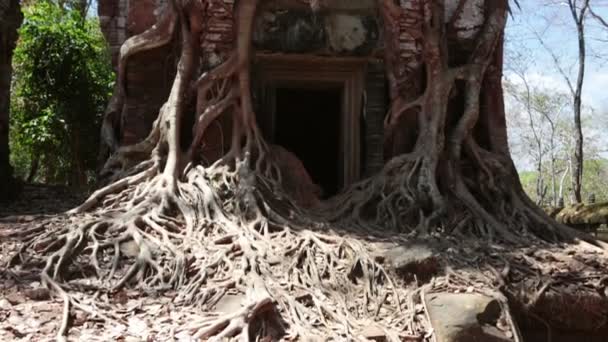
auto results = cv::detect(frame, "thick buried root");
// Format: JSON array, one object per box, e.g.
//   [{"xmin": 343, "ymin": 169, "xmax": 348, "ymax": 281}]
[{"xmin": 322, "ymin": 153, "xmax": 518, "ymax": 242}]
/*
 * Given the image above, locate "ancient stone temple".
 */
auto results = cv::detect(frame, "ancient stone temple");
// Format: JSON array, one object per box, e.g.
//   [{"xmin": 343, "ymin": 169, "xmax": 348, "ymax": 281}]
[
  {"xmin": 99, "ymin": 0, "xmax": 389, "ymax": 197},
  {"xmin": 14, "ymin": 2, "xmax": 608, "ymax": 341},
  {"xmin": 98, "ymin": 0, "xmax": 176, "ymax": 145}
]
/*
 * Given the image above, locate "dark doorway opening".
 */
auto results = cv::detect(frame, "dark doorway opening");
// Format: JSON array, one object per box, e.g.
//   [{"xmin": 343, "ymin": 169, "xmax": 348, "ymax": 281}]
[{"xmin": 274, "ymin": 87, "xmax": 342, "ymax": 198}]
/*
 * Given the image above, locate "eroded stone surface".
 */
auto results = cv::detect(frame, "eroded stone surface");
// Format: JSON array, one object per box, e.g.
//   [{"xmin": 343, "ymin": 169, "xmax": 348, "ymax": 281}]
[
  {"xmin": 325, "ymin": 14, "xmax": 368, "ymax": 52},
  {"xmin": 380, "ymin": 243, "xmax": 439, "ymax": 282},
  {"xmin": 270, "ymin": 144, "xmax": 322, "ymax": 208},
  {"xmin": 425, "ymin": 293, "xmax": 512, "ymax": 342},
  {"xmin": 252, "ymin": 9, "xmax": 379, "ymax": 55},
  {"xmin": 359, "ymin": 323, "xmax": 387, "ymax": 341}
]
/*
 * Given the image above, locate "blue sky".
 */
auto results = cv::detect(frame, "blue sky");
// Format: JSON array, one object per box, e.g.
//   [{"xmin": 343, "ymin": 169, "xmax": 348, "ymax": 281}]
[
  {"xmin": 505, "ymin": 1, "xmax": 608, "ymax": 112},
  {"xmin": 503, "ymin": 1, "xmax": 608, "ymax": 171}
]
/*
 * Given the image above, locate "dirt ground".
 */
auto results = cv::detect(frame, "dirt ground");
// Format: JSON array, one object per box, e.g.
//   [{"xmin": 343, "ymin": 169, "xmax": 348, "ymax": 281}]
[
  {"xmin": 0, "ymin": 185, "xmax": 190, "ymax": 341},
  {"xmin": 3, "ymin": 185, "xmax": 608, "ymax": 341}
]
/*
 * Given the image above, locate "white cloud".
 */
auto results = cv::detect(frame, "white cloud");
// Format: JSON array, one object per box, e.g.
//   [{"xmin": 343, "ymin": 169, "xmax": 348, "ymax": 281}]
[
  {"xmin": 504, "ymin": 68, "xmax": 608, "ymax": 113},
  {"xmin": 586, "ymin": 72, "xmax": 608, "ymax": 112}
]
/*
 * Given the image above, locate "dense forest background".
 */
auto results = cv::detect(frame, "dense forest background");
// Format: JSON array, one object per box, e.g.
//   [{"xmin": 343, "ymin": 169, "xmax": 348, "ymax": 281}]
[{"xmin": 8, "ymin": 0, "xmax": 113, "ymax": 188}]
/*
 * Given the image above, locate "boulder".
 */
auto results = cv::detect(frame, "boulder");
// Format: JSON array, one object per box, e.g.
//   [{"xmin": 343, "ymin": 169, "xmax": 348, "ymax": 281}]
[
  {"xmin": 379, "ymin": 243, "xmax": 439, "ymax": 282},
  {"xmin": 425, "ymin": 293, "xmax": 513, "ymax": 342},
  {"xmin": 270, "ymin": 144, "xmax": 322, "ymax": 208}
]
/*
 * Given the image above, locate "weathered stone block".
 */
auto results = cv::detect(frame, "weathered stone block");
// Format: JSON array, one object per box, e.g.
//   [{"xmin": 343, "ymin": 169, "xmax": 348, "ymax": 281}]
[
  {"xmin": 379, "ymin": 243, "xmax": 439, "ymax": 282},
  {"xmin": 425, "ymin": 293, "xmax": 513, "ymax": 342},
  {"xmin": 253, "ymin": 10, "xmax": 326, "ymax": 53},
  {"xmin": 325, "ymin": 14, "xmax": 373, "ymax": 53},
  {"xmin": 253, "ymin": 9, "xmax": 378, "ymax": 55},
  {"xmin": 127, "ymin": 0, "xmax": 157, "ymax": 36}
]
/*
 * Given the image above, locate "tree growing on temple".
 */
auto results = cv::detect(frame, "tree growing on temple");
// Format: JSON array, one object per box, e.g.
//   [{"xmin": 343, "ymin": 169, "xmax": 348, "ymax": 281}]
[{"xmin": 11, "ymin": 0, "xmax": 608, "ymax": 340}]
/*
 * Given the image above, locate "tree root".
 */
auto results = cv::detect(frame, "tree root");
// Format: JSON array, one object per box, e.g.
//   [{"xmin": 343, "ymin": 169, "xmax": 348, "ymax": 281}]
[
  {"xmin": 190, "ymin": 276, "xmax": 274, "ymax": 341},
  {"xmin": 11, "ymin": 148, "xmax": 608, "ymax": 341},
  {"xmin": 14, "ymin": 161, "xmax": 437, "ymax": 340}
]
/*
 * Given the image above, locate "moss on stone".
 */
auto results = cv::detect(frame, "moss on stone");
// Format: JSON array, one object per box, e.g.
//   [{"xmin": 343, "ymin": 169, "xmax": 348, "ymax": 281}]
[{"xmin": 554, "ymin": 202, "xmax": 608, "ymax": 225}]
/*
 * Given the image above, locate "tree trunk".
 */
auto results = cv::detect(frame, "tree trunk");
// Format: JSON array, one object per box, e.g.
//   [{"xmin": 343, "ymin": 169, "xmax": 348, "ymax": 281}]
[
  {"xmin": 548, "ymin": 119, "xmax": 559, "ymax": 207},
  {"xmin": 568, "ymin": 0, "xmax": 589, "ymax": 204},
  {"xmin": 27, "ymin": 155, "xmax": 39, "ymax": 183},
  {"xmin": 550, "ymin": 152, "xmax": 557, "ymax": 206},
  {"xmin": 0, "ymin": 0, "xmax": 22, "ymax": 201},
  {"xmin": 69, "ymin": 129, "xmax": 87, "ymax": 189}
]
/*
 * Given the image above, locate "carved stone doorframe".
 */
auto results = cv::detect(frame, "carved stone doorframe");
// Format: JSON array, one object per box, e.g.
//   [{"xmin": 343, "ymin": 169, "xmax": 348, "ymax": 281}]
[{"xmin": 254, "ymin": 53, "xmax": 367, "ymax": 190}]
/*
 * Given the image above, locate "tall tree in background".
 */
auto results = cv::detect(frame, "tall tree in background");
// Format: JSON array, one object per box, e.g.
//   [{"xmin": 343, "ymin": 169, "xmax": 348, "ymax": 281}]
[
  {"xmin": 505, "ymin": 63, "xmax": 548, "ymax": 205},
  {"xmin": 0, "ymin": 0, "xmax": 23, "ymax": 201},
  {"xmin": 589, "ymin": 3, "xmax": 608, "ymax": 30},
  {"xmin": 505, "ymin": 79, "xmax": 572, "ymax": 206},
  {"xmin": 537, "ymin": 0, "xmax": 590, "ymax": 203},
  {"xmin": 567, "ymin": 0, "xmax": 589, "ymax": 204}
]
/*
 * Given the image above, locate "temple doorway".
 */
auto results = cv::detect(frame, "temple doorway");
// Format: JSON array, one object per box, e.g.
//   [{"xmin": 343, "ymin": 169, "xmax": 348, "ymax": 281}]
[
  {"xmin": 253, "ymin": 54, "xmax": 387, "ymax": 197},
  {"xmin": 273, "ymin": 87, "xmax": 342, "ymax": 198}
]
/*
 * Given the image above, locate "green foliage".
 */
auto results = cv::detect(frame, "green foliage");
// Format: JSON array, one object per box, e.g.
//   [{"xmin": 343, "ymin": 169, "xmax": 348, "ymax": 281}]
[
  {"xmin": 10, "ymin": 0, "xmax": 114, "ymax": 186},
  {"xmin": 506, "ymin": 78, "xmax": 608, "ymax": 206},
  {"xmin": 582, "ymin": 159, "xmax": 608, "ymax": 202},
  {"xmin": 518, "ymin": 171, "xmax": 537, "ymax": 198},
  {"xmin": 519, "ymin": 159, "xmax": 608, "ymax": 206}
]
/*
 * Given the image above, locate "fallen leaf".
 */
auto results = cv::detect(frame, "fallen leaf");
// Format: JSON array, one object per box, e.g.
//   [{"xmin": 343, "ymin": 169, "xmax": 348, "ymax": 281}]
[
  {"xmin": 127, "ymin": 316, "xmax": 149, "ymax": 338},
  {"xmin": 361, "ymin": 324, "xmax": 386, "ymax": 341},
  {"xmin": 108, "ymin": 323, "xmax": 127, "ymax": 338},
  {"xmin": 114, "ymin": 290, "xmax": 129, "ymax": 305},
  {"xmin": 73, "ymin": 311, "xmax": 89, "ymax": 327}
]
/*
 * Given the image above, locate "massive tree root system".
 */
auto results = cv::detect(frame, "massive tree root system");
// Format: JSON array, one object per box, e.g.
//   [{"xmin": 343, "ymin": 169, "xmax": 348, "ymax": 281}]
[{"xmin": 7, "ymin": 0, "xmax": 608, "ymax": 341}]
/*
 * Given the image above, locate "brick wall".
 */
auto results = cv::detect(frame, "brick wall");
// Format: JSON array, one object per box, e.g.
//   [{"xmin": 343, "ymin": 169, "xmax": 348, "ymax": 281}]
[
  {"xmin": 98, "ymin": 0, "xmax": 128, "ymax": 69},
  {"xmin": 98, "ymin": 0, "xmax": 235, "ymax": 144},
  {"xmin": 200, "ymin": 0, "xmax": 235, "ymax": 69},
  {"xmin": 99, "ymin": 0, "xmax": 168, "ymax": 69}
]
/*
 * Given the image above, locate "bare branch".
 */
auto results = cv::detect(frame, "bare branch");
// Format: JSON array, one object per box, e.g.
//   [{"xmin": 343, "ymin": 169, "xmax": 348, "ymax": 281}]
[{"xmin": 589, "ymin": 5, "xmax": 608, "ymax": 29}]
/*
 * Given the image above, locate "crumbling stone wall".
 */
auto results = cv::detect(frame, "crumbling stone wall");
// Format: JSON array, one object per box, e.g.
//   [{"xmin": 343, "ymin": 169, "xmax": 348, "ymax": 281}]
[
  {"xmin": 98, "ymin": 0, "xmax": 237, "ymax": 145},
  {"xmin": 200, "ymin": 0, "xmax": 235, "ymax": 68},
  {"xmin": 98, "ymin": 0, "xmax": 387, "ymax": 168},
  {"xmin": 252, "ymin": 8, "xmax": 380, "ymax": 55},
  {"xmin": 96, "ymin": 0, "xmax": 391, "ymax": 180},
  {"xmin": 99, "ymin": 0, "xmax": 172, "ymax": 145},
  {"xmin": 99, "ymin": 0, "xmax": 167, "ymax": 67}
]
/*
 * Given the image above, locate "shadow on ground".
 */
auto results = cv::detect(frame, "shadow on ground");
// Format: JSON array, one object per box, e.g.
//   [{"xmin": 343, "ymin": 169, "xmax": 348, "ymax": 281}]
[{"xmin": 0, "ymin": 184, "xmax": 85, "ymax": 219}]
